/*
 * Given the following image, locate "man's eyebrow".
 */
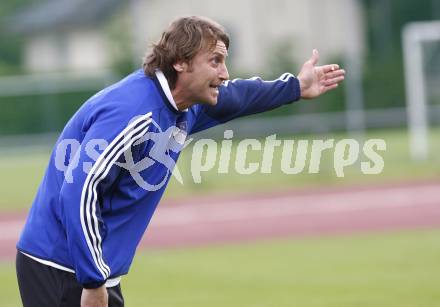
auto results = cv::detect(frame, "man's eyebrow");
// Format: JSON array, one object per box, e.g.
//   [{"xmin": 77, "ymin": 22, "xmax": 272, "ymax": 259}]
[{"xmin": 212, "ymin": 50, "xmax": 228, "ymax": 58}]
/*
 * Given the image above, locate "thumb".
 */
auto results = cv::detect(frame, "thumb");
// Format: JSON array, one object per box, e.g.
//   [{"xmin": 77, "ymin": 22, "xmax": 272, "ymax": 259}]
[{"xmin": 309, "ymin": 49, "xmax": 319, "ymax": 66}]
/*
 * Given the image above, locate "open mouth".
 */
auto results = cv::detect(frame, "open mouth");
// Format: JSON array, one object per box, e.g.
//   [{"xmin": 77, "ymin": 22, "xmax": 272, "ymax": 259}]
[{"xmin": 209, "ymin": 84, "xmax": 219, "ymax": 94}]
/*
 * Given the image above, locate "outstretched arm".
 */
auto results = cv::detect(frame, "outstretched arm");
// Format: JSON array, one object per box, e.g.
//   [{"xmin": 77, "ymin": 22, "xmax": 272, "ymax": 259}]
[
  {"xmin": 190, "ymin": 49, "xmax": 345, "ymax": 134},
  {"xmin": 297, "ymin": 49, "xmax": 345, "ymax": 99},
  {"xmin": 190, "ymin": 73, "xmax": 301, "ymax": 134}
]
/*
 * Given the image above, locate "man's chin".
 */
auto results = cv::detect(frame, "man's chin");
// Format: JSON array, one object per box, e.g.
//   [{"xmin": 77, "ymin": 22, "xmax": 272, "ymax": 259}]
[{"xmin": 201, "ymin": 97, "xmax": 218, "ymax": 106}]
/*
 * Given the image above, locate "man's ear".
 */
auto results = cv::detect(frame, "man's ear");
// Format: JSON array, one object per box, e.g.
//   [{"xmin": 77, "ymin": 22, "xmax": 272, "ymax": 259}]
[{"xmin": 173, "ymin": 61, "xmax": 188, "ymax": 73}]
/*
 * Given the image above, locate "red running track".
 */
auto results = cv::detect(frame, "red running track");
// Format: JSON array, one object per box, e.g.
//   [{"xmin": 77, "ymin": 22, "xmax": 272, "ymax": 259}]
[{"xmin": 1, "ymin": 181, "xmax": 440, "ymax": 260}]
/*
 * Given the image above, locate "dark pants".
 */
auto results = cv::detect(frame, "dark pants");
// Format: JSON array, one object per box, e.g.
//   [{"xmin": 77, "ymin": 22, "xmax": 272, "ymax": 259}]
[{"xmin": 16, "ymin": 251, "xmax": 124, "ymax": 307}]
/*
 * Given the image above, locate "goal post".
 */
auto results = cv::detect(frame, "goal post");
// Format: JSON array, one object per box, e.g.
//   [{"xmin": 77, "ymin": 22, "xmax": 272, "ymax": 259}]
[{"xmin": 402, "ymin": 20, "xmax": 440, "ymax": 161}]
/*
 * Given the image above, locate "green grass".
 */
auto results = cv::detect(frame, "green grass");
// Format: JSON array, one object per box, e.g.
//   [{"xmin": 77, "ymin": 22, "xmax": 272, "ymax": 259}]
[
  {"xmin": 3, "ymin": 229, "xmax": 439, "ymax": 307},
  {"xmin": 120, "ymin": 229, "xmax": 440, "ymax": 307},
  {"xmin": 1, "ymin": 128, "xmax": 439, "ymax": 211},
  {"xmin": 0, "ymin": 148, "xmax": 50, "ymax": 211}
]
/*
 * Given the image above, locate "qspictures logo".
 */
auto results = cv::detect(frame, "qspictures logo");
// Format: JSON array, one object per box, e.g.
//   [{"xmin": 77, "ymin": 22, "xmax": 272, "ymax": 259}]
[
  {"xmin": 54, "ymin": 119, "xmax": 386, "ymax": 191},
  {"xmin": 186, "ymin": 130, "xmax": 386, "ymax": 182}
]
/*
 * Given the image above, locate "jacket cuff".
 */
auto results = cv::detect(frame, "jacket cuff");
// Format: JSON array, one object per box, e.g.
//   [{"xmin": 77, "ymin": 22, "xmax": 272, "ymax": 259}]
[
  {"xmin": 82, "ymin": 279, "xmax": 107, "ymax": 289},
  {"xmin": 293, "ymin": 76, "xmax": 301, "ymax": 101}
]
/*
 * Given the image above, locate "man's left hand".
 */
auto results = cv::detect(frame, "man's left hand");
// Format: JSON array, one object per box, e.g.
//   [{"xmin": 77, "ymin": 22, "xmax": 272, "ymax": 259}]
[{"xmin": 297, "ymin": 49, "xmax": 345, "ymax": 99}]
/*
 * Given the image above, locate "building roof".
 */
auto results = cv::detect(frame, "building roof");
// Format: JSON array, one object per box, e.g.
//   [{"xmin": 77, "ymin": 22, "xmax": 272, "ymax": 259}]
[{"xmin": 8, "ymin": 0, "xmax": 123, "ymax": 35}]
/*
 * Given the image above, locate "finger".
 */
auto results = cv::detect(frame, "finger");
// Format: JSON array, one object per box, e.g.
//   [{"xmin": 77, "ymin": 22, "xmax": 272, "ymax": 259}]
[
  {"xmin": 325, "ymin": 69, "xmax": 345, "ymax": 79},
  {"xmin": 309, "ymin": 49, "xmax": 319, "ymax": 65},
  {"xmin": 322, "ymin": 83, "xmax": 338, "ymax": 94},
  {"xmin": 323, "ymin": 76, "xmax": 345, "ymax": 86},
  {"xmin": 322, "ymin": 64, "xmax": 340, "ymax": 73}
]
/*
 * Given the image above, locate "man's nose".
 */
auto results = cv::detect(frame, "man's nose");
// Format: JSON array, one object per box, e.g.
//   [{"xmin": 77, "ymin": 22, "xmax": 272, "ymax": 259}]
[{"xmin": 219, "ymin": 64, "xmax": 229, "ymax": 81}]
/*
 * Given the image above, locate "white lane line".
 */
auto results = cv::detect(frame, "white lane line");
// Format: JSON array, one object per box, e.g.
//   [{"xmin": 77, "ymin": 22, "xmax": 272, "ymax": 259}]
[{"xmin": 152, "ymin": 184, "xmax": 440, "ymax": 226}]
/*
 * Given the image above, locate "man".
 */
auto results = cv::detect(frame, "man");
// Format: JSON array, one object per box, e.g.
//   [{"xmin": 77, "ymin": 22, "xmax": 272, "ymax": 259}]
[{"xmin": 16, "ymin": 16, "xmax": 345, "ymax": 307}]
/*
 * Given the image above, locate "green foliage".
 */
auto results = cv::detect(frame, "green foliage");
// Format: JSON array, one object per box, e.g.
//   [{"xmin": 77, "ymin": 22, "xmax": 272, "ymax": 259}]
[
  {"xmin": 0, "ymin": 0, "xmax": 28, "ymax": 75},
  {"xmin": 0, "ymin": 36, "xmax": 24, "ymax": 75},
  {"xmin": 0, "ymin": 91, "xmax": 94, "ymax": 135},
  {"xmin": 104, "ymin": 8, "xmax": 138, "ymax": 77},
  {"xmin": 363, "ymin": 55, "xmax": 405, "ymax": 109},
  {"xmin": 361, "ymin": 0, "xmax": 440, "ymax": 109}
]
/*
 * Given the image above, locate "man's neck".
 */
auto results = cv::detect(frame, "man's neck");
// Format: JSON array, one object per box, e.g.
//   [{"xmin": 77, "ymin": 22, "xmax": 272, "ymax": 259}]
[
  {"xmin": 171, "ymin": 87, "xmax": 194, "ymax": 111},
  {"xmin": 155, "ymin": 70, "xmax": 189, "ymax": 112}
]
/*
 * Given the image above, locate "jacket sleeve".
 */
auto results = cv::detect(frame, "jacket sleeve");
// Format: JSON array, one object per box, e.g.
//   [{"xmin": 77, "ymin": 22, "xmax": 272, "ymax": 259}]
[
  {"xmin": 58, "ymin": 103, "xmax": 152, "ymax": 288},
  {"xmin": 190, "ymin": 73, "xmax": 301, "ymax": 134}
]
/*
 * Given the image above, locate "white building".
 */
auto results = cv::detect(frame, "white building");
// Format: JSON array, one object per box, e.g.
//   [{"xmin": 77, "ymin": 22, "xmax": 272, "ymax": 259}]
[
  {"xmin": 8, "ymin": 0, "xmax": 122, "ymax": 73},
  {"xmin": 9, "ymin": 0, "xmax": 365, "ymax": 74}
]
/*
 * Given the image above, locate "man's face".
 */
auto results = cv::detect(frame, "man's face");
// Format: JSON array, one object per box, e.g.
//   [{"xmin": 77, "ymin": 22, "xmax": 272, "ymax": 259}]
[{"xmin": 176, "ymin": 41, "xmax": 229, "ymax": 106}]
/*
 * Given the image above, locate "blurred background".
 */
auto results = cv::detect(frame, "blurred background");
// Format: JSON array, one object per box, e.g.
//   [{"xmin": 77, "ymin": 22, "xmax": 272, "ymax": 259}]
[{"xmin": 0, "ymin": 0, "xmax": 439, "ymax": 306}]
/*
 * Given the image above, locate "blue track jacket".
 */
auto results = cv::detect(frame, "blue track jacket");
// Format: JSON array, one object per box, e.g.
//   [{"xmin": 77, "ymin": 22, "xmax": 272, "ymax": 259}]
[{"xmin": 17, "ymin": 69, "xmax": 301, "ymax": 288}]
